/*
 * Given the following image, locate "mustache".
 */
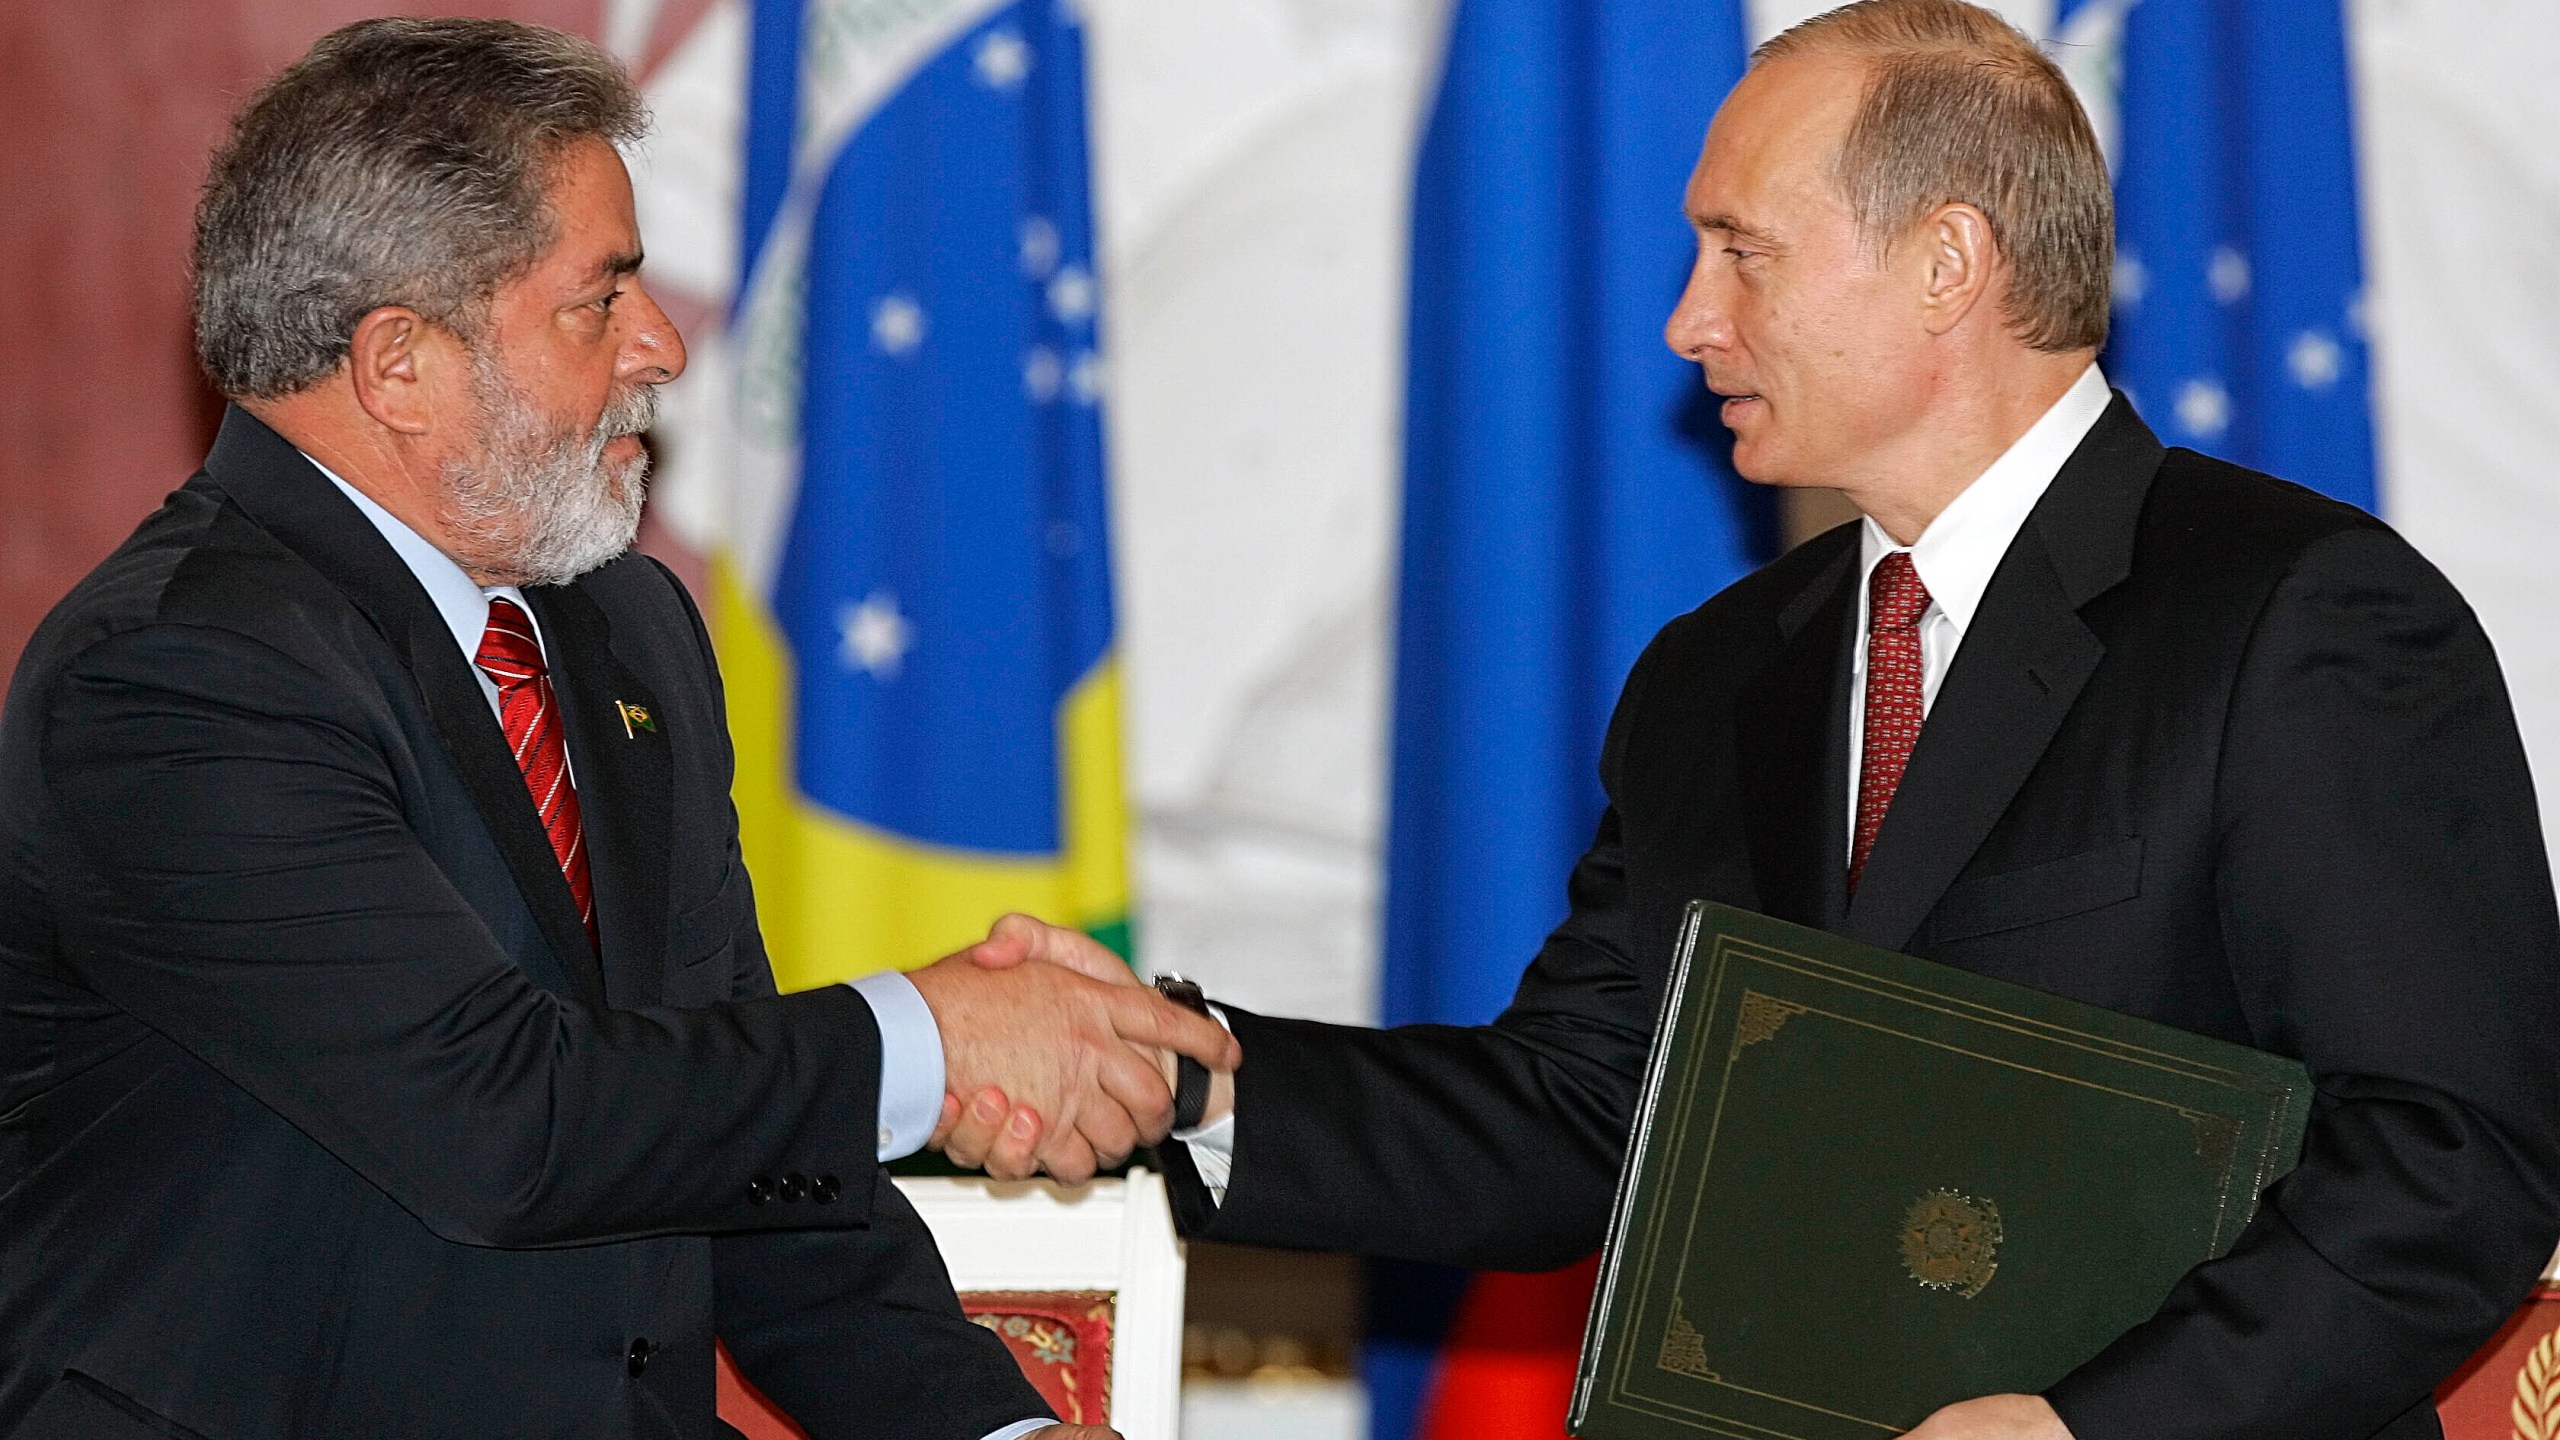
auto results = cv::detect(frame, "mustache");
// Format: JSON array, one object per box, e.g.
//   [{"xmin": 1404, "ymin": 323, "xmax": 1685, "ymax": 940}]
[{"xmin": 595, "ymin": 383, "xmax": 657, "ymax": 444}]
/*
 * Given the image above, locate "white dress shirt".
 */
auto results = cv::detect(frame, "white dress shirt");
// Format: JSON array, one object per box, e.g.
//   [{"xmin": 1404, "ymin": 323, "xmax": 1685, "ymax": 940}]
[
  {"xmin": 312, "ymin": 460, "xmax": 946, "ymax": 1165},
  {"xmin": 1178, "ymin": 364, "xmax": 2115, "ymax": 1205},
  {"xmin": 1844, "ymin": 363, "xmax": 2113, "ymax": 853}
]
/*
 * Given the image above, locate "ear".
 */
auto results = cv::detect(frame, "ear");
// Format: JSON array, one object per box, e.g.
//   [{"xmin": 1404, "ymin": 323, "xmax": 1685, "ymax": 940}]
[
  {"xmin": 1916, "ymin": 202, "xmax": 1998, "ymax": 337},
  {"xmin": 344, "ymin": 306, "xmax": 447, "ymax": 436}
]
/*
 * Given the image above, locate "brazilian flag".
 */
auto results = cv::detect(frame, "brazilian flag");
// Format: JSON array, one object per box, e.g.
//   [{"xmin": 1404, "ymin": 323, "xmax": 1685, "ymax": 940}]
[{"xmin": 717, "ymin": 0, "xmax": 1127, "ymax": 987}]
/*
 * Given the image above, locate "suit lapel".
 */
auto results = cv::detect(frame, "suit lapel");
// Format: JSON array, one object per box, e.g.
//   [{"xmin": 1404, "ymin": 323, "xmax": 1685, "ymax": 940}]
[
  {"xmin": 1735, "ymin": 534, "xmax": 1859, "ymax": 931},
  {"xmin": 1839, "ymin": 524, "xmax": 2101, "ymax": 949},
  {"xmin": 1839, "ymin": 395, "xmax": 2162, "ymax": 951},
  {"xmin": 203, "ymin": 406, "xmax": 606, "ymax": 1006},
  {"xmin": 529, "ymin": 582, "xmax": 673, "ymax": 1009}
]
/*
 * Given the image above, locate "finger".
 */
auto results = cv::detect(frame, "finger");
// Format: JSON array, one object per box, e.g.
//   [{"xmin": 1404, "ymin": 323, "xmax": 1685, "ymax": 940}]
[
  {"xmin": 954, "ymin": 915, "xmax": 1036, "ymax": 970},
  {"xmin": 1075, "ymin": 1093, "xmax": 1141, "ymax": 1169},
  {"xmin": 1093, "ymin": 1039, "xmax": 1177, "ymax": 1141},
  {"xmin": 982, "ymin": 1103, "xmax": 1044, "ymax": 1182},
  {"xmin": 1107, "ymin": 989, "xmax": 1242, "ymax": 1070},
  {"xmin": 1039, "ymin": 1128, "xmax": 1100, "ymax": 1186},
  {"xmin": 941, "ymin": 1087, "xmax": 1012, "ymax": 1169},
  {"xmin": 929, "ymin": 1092, "xmax": 964, "ymax": 1150}
]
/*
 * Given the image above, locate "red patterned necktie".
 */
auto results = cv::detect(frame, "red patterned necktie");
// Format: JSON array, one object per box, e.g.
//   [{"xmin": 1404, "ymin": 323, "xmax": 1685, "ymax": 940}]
[
  {"xmin": 474, "ymin": 596, "xmax": 596, "ymax": 949},
  {"xmin": 1850, "ymin": 551, "xmax": 1933, "ymax": 895}
]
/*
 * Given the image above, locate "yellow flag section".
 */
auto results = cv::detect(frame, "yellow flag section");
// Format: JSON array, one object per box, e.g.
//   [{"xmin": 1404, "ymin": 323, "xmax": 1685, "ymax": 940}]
[{"xmin": 716, "ymin": 561, "xmax": 1132, "ymax": 990}]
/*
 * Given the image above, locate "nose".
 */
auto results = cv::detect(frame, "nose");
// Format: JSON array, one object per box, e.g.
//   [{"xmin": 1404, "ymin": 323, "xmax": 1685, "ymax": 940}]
[
  {"xmin": 617, "ymin": 280, "xmax": 689, "ymax": 386},
  {"xmin": 1663, "ymin": 248, "xmax": 1732, "ymax": 361}
]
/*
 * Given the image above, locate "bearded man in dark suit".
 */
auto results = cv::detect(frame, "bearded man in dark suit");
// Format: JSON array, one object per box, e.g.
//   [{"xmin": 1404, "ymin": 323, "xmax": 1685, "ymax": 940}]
[
  {"xmin": 0, "ymin": 19, "xmax": 1234, "ymax": 1439},
  {"xmin": 951, "ymin": 2, "xmax": 2560, "ymax": 1436}
]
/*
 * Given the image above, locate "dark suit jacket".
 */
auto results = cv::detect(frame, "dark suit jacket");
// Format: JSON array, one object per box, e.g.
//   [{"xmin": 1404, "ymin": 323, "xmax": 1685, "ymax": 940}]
[
  {"xmin": 1165, "ymin": 398, "xmax": 2560, "ymax": 1439},
  {"xmin": 0, "ymin": 408, "xmax": 1045, "ymax": 1439}
]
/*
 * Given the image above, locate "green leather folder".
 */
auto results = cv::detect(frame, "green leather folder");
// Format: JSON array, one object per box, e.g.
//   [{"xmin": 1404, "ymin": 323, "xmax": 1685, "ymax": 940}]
[{"xmin": 1569, "ymin": 903, "xmax": 2311, "ymax": 1439}]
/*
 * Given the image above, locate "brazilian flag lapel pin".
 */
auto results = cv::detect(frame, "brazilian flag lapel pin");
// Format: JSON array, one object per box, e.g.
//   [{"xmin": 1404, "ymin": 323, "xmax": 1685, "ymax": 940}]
[{"xmin": 615, "ymin": 700, "xmax": 658, "ymax": 738}]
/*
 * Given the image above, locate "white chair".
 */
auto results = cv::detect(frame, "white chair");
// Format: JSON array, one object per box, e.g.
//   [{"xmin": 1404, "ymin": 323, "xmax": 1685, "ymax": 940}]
[
  {"xmin": 896, "ymin": 1168, "xmax": 1188, "ymax": 1440},
  {"xmin": 714, "ymin": 1169, "xmax": 1187, "ymax": 1439}
]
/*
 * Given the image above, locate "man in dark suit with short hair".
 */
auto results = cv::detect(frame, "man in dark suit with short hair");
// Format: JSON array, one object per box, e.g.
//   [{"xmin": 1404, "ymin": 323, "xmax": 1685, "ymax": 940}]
[
  {"xmin": 0, "ymin": 18, "xmax": 1231, "ymax": 1438},
  {"xmin": 956, "ymin": 3, "xmax": 2560, "ymax": 1437}
]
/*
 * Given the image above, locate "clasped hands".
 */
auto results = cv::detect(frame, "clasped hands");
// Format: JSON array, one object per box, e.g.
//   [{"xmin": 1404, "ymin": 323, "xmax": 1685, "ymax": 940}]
[
  {"xmin": 907, "ymin": 914, "xmax": 1236, "ymax": 1184},
  {"xmin": 909, "ymin": 922, "xmax": 2072, "ymax": 1440}
]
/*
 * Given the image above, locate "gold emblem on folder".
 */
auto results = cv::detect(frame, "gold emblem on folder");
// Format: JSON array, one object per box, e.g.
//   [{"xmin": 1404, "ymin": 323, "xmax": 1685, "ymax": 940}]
[{"xmin": 1901, "ymin": 1189, "xmax": 2003, "ymax": 1298}]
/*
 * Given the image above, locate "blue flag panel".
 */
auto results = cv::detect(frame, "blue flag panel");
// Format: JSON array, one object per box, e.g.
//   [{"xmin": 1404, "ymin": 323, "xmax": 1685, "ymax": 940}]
[
  {"xmin": 743, "ymin": 0, "xmax": 1114, "ymax": 856},
  {"xmin": 1374, "ymin": 1, "xmax": 1760, "ymax": 1437},
  {"xmin": 2095, "ymin": 0, "xmax": 2377, "ymax": 509}
]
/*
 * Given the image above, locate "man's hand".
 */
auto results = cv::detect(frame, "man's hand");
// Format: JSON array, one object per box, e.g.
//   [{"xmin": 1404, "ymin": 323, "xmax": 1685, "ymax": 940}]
[
  {"xmin": 1902, "ymin": 1395, "xmax": 2072, "ymax": 1440},
  {"xmin": 931, "ymin": 914, "xmax": 1239, "ymax": 1180},
  {"xmin": 905, "ymin": 926, "xmax": 1238, "ymax": 1184},
  {"xmin": 1026, "ymin": 1427, "xmax": 1116, "ymax": 1440}
]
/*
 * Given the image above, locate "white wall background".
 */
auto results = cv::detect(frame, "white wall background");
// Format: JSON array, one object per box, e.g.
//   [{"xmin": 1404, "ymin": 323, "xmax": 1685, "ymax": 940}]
[{"xmin": 627, "ymin": 0, "xmax": 2560, "ymax": 1037}]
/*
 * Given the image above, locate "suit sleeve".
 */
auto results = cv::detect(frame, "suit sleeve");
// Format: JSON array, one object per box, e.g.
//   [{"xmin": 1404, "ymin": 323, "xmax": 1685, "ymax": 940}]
[
  {"xmin": 1161, "ymin": 641, "xmax": 1665, "ymax": 1269},
  {"xmin": 647, "ymin": 560, "xmax": 1048, "ymax": 1434},
  {"xmin": 713, "ymin": 1178, "xmax": 1053, "ymax": 1440},
  {"xmin": 2047, "ymin": 527, "xmax": 2560, "ymax": 1438},
  {"xmin": 36, "ymin": 620, "xmax": 883, "ymax": 1250}
]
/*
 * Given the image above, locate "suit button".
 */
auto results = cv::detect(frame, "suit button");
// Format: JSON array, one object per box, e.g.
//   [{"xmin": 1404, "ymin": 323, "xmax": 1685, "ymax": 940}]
[
  {"xmin": 747, "ymin": 1175, "xmax": 774, "ymax": 1205},
  {"xmin": 627, "ymin": 1337, "xmax": 652, "ymax": 1376},
  {"xmin": 779, "ymin": 1172, "xmax": 808, "ymax": 1203},
  {"xmin": 813, "ymin": 1173, "xmax": 842, "ymax": 1204}
]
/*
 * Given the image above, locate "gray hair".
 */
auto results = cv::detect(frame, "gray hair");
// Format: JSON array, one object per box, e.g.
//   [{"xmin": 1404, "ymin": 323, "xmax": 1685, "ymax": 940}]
[{"xmin": 192, "ymin": 18, "xmax": 646, "ymax": 399}]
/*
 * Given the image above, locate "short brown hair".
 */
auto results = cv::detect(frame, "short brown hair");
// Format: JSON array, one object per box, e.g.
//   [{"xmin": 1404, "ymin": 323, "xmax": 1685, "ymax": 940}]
[
  {"xmin": 193, "ymin": 18, "xmax": 646, "ymax": 398},
  {"xmin": 1755, "ymin": 0, "xmax": 2111, "ymax": 353}
]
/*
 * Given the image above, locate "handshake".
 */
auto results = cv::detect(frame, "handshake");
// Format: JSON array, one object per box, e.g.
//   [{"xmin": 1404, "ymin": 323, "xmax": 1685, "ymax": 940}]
[{"xmin": 907, "ymin": 915, "xmax": 1240, "ymax": 1184}]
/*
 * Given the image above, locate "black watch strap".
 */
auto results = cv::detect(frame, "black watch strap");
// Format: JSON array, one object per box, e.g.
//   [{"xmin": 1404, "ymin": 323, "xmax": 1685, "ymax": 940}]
[{"xmin": 1152, "ymin": 974, "xmax": 1214, "ymax": 1131}]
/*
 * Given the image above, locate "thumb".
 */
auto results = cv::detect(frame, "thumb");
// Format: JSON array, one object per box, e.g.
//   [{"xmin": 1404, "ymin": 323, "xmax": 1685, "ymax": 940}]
[
  {"xmin": 957, "ymin": 913, "xmax": 1043, "ymax": 970},
  {"xmin": 1012, "ymin": 914, "xmax": 1140, "ymax": 986}
]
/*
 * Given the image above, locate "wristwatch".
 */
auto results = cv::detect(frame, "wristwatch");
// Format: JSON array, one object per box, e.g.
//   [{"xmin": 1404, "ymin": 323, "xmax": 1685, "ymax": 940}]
[{"xmin": 1151, "ymin": 973, "xmax": 1213, "ymax": 1132}]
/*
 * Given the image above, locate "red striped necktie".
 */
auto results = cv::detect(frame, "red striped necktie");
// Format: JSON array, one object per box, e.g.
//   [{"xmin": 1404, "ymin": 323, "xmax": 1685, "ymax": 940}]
[
  {"xmin": 474, "ymin": 596, "xmax": 596, "ymax": 949},
  {"xmin": 1851, "ymin": 551, "xmax": 1933, "ymax": 896}
]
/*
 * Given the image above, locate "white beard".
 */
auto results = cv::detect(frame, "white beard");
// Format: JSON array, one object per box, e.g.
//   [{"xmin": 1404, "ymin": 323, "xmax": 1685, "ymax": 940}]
[{"xmin": 439, "ymin": 354, "xmax": 656, "ymax": 587}]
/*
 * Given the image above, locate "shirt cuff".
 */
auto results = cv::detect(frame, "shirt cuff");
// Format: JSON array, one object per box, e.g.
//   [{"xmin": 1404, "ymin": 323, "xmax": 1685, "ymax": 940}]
[
  {"xmin": 1173, "ymin": 1112, "xmax": 1234, "ymax": 1207},
  {"xmin": 980, "ymin": 1419, "xmax": 1056, "ymax": 1440},
  {"xmin": 1167, "ymin": 1002, "xmax": 1235, "ymax": 1206},
  {"xmin": 846, "ymin": 971, "xmax": 945, "ymax": 1161}
]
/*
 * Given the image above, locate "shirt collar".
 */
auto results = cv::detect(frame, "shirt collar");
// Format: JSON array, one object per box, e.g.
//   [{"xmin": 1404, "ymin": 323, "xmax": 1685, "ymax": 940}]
[
  {"xmin": 1858, "ymin": 362, "xmax": 2112, "ymax": 633},
  {"xmin": 304, "ymin": 454, "xmax": 541, "ymax": 665}
]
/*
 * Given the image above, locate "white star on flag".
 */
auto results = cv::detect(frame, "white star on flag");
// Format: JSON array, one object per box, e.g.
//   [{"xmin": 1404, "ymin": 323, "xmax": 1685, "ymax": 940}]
[
  {"xmin": 1019, "ymin": 216, "xmax": 1061, "ymax": 278},
  {"xmin": 1068, "ymin": 349, "xmax": 1106, "ymax": 405},
  {"xmin": 2111, "ymin": 251, "xmax": 2148, "ymax": 310},
  {"xmin": 974, "ymin": 29, "xmax": 1031, "ymax": 90},
  {"xmin": 2208, "ymin": 245, "xmax": 2252, "ymax": 305},
  {"xmin": 870, "ymin": 293, "xmax": 926, "ymax": 356},
  {"xmin": 839, "ymin": 591, "xmax": 915, "ymax": 679},
  {"xmin": 2175, "ymin": 377, "xmax": 2232, "ymax": 440},
  {"xmin": 1046, "ymin": 264, "xmax": 1096, "ymax": 324},
  {"xmin": 1024, "ymin": 346, "xmax": 1064, "ymax": 402},
  {"xmin": 2288, "ymin": 329, "xmax": 2343, "ymax": 391}
]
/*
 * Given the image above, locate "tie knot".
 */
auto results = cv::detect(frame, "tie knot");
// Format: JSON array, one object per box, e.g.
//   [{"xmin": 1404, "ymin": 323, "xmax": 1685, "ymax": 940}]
[
  {"xmin": 1869, "ymin": 552, "xmax": 1932, "ymax": 633},
  {"xmin": 475, "ymin": 597, "xmax": 547, "ymax": 682}
]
